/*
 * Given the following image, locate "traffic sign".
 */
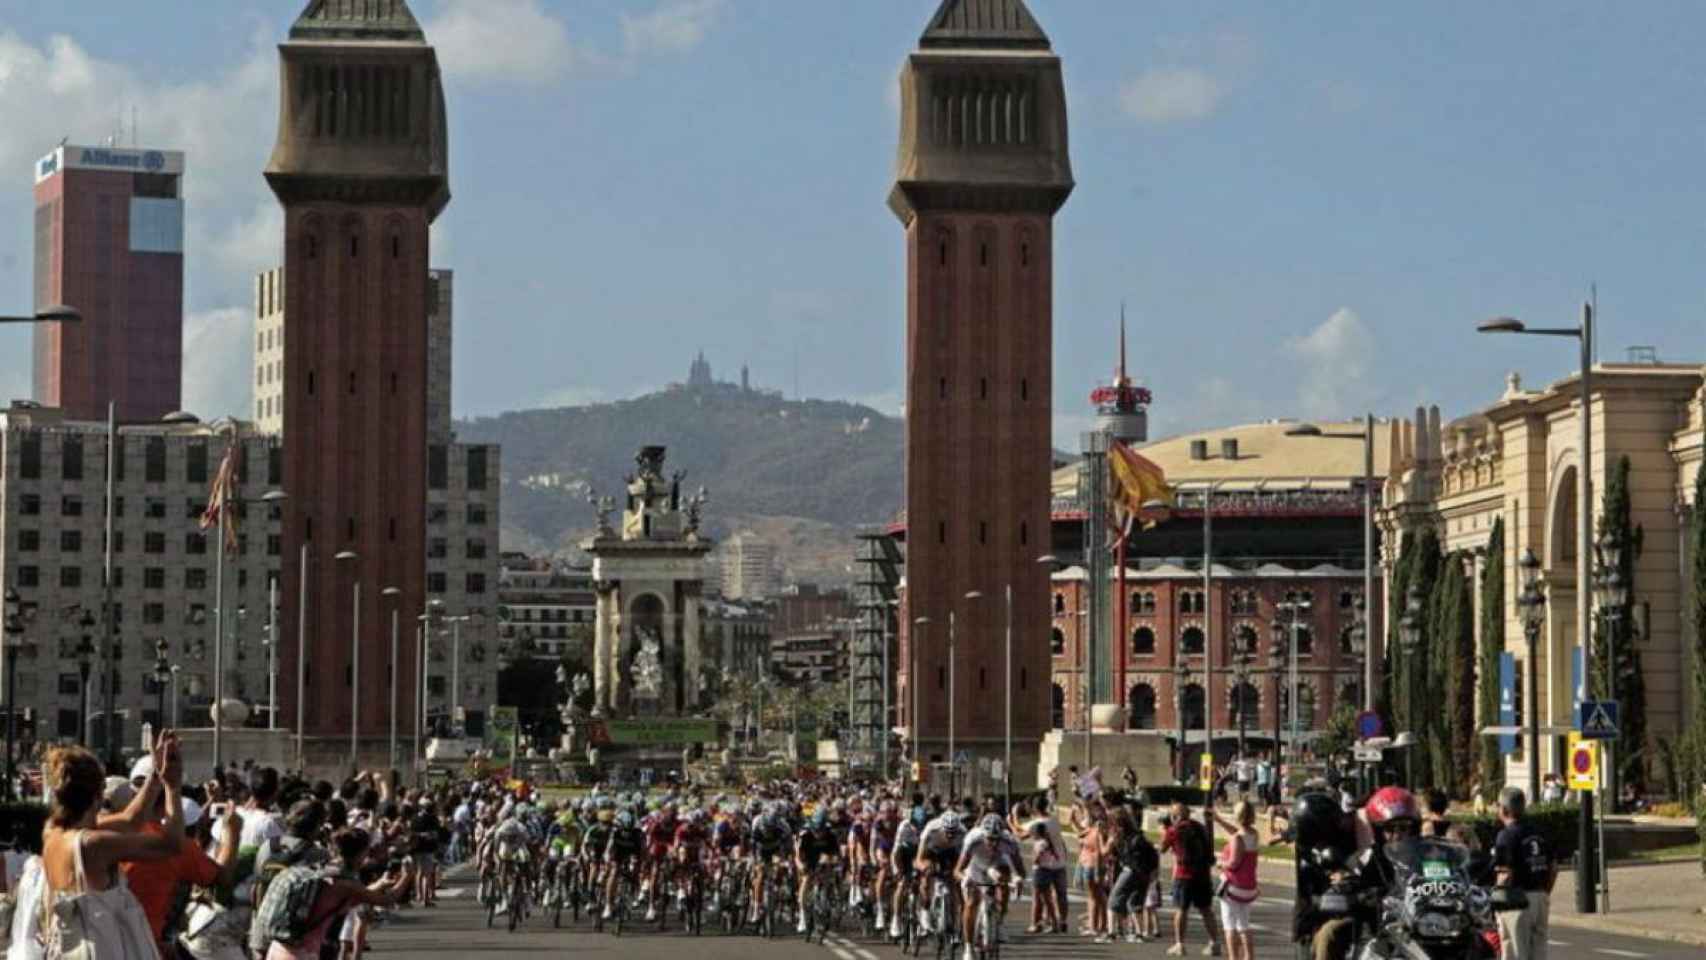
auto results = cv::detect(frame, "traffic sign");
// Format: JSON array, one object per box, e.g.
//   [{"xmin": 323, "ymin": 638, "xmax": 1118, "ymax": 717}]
[
  {"xmin": 1578, "ymin": 700, "xmax": 1619, "ymax": 740},
  {"xmin": 954, "ymin": 750, "xmax": 971, "ymax": 767},
  {"xmin": 1198, "ymin": 753, "xmax": 1215, "ymax": 792},
  {"xmin": 1353, "ymin": 744, "xmax": 1383, "ymax": 763},
  {"xmin": 1355, "ymin": 710, "xmax": 1384, "ymax": 740},
  {"xmin": 1567, "ymin": 732, "xmax": 1600, "ymax": 791}
]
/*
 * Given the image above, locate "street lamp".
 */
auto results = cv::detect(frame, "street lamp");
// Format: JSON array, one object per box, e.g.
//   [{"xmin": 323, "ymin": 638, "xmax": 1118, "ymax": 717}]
[
  {"xmin": 382, "ymin": 587, "xmax": 402, "ymax": 771},
  {"xmin": 1268, "ymin": 622, "xmax": 1286, "ymax": 779},
  {"xmin": 1175, "ymin": 657, "xmax": 1191, "ymax": 784},
  {"xmin": 76, "ymin": 612, "xmax": 96, "ymax": 747},
  {"xmin": 1399, "ymin": 583, "xmax": 1425, "ymax": 787},
  {"xmin": 1231, "ymin": 628, "xmax": 1254, "ymax": 762},
  {"xmin": 152, "ymin": 639, "xmax": 170, "ymax": 736},
  {"xmin": 3, "ymin": 589, "xmax": 24, "ymax": 800},
  {"xmin": 169, "ymin": 666, "xmax": 181, "ymax": 729},
  {"xmin": 0, "ymin": 305, "xmax": 80, "ymax": 324},
  {"xmin": 1276, "ymin": 590, "xmax": 1312, "ymax": 762},
  {"xmin": 954, "ymin": 591, "xmax": 982, "ymax": 799},
  {"xmin": 910, "ymin": 615, "xmax": 930, "ymax": 778},
  {"xmin": 1591, "ymin": 529, "xmax": 1628, "ymax": 805},
  {"xmin": 1517, "ymin": 548, "xmax": 1546, "ymax": 802},
  {"xmin": 260, "ymin": 491, "xmax": 288, "ymax": 731},
  {"xmin": 335, "ymin": 550, "xmax": 360, "ymax": 771},
  {"xmin": 1477, "ymin": 302, "xmax": 1598, "ymax": 914},
  {"xmin": 1285, "ymin": 419, "xmax": 1378, "ymax": 712}
]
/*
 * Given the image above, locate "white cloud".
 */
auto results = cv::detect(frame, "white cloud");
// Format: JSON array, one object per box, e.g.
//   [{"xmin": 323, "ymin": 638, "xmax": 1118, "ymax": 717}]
[
  {"xmin": 1120, "ymin": 67, "xmax": 1221, "ymax": 123},
  {"xmin": 425, "ymin": 0, "xmax": 575, "ymax": 85},
  {"xmin": 1287, "ymin": 307, "xmax": 1375, "ymax": 420},
  {"xmin": 621, "ymin": 0, "xmax": 723, "ymax": 57},
  {"xmin": 181, "ymin": 309, "xmax": 254, "ymax": 421}
]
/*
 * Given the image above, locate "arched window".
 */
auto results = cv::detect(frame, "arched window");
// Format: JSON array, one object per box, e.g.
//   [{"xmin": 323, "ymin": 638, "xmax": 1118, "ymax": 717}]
[
  {"xmin": 1180, "ymin": 683, "xmax": 1206, "ymax": 730},
  {"xmin": 1295, "ymin": 626, "xmax": 1315, "ymax": 657},
  {"xmin": 1051, "ymin": 683, "xmax": 1066, "ymax": 729},
  {"xmin": 1129, "ymin": 591, "xmax": 1143, "ymax": 615},
  {"xmin": 1129, "ymin": 684, "xmax": 1157, "ymax": 730},
  {"xmin": 1051, "ymin": 627, "xmax": 1066, "ymax": 656},
  {"xmin": 1180, "ymin": 626, "xmax": 1205, "ymax": 655},
  {"xmin": 1339, "ymin": 624, "xmax": 1358, "ymax": 656},
  {"xmin": 1141, "ymin": 592, "xmax": 1156, "ymax": 613},
  {"xmin": 1179, "ymin": 592, "xmax": 1194, "ymax": 614},
  {"xmin": 1230, "ymin": 682, "xmax": 1260, "ymax": 727},
  {"xmin": 1233, "ymin": 625, "xmax": 1259, "ymax": 660},
  {"xmin": 1053, "ymin": 593, "xmax": 1066, "ymax": 616},
  {"xmin": 1338, "ymin": 679, "xmax": 1361, "ymax": 712},
  {"xmin": 1131, "ymin": 626, "xmax": 1156, "ymax": 655},
  {"xmin": 1298, "ymin": 685, "xmax": 1318, "ymax": 729}
]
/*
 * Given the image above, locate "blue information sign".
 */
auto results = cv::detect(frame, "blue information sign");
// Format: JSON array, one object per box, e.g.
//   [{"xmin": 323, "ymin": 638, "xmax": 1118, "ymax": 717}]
[
  {"xmin": 1497, "ymin": 652, "xmax": 1516, "ymax": 755},
  {"xmin": 1355, "ymin": 710, "xmax": 1383, "ymax": 740}
]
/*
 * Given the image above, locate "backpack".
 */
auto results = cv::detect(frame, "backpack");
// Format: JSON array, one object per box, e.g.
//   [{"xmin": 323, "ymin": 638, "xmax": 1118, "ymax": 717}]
[
  {"xmin": 248, "ymin": 864, "xmax": 336, "ymax": 953},
  {"xmin": 1131, "ymin": 833, "xmax": 1161, "ymax": 875},
  {"xmin": 250, "ymin": 838, "xmax": 315, "ymax": 910},
  {"xmin": 1177, "ymin": 821, "xmax": 1212, "ymax": 872}
]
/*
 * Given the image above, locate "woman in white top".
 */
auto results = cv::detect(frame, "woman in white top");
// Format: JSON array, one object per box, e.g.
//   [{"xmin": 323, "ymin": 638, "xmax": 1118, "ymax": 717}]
[{"xmin": 39, "ymin": 734, "xmax": 185, "ymax": 959}]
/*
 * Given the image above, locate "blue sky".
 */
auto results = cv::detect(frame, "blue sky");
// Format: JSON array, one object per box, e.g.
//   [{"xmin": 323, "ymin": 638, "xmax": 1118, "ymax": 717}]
[{"xmin": 2, "ymin": 1, "xmax": 1705, "ymax": 443}]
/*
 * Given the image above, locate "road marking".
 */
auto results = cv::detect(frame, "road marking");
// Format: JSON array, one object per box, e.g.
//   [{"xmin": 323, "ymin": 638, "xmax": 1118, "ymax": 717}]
[
  {"xmin": 440, "ymin": 887, "xmax": 467, "ymax": 899},
  {"xmin": 1593, "ymin": 950, "xmax": 1648, "ymax": 958},
  {"xmin": 825, "ymin": 943, "xmax": 860, "ymax": 960},
  {"xmin": 1549, "ymin": 941, "xmax": 1572, "ymax": 948},
  {"xmin": 827, "ymin": 934, "xmax": 881, "ymax": 960},
  {"xmin": 1259, "ymin": 897, "xmax": 1290, "ymax": 907}
]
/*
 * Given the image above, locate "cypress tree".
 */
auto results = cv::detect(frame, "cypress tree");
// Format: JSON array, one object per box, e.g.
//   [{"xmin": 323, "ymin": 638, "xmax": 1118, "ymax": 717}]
[
  {"xmin": 1407, "ymin": 527, "xmax": 1444, "ymax": 789},
  {"xmin": 1593, "ymin": 455, "xmax": 1648, "ymax": 790},
  {"xmin": 1429, "ymin": 553, "xmax": 1476, "ymax": 795},
  {"xmin": 1478, "ymin": 519, "xmax": 1506, "ymax": 800},
  {"xmin": 1687, "ymin": 463, "xmax": 1706, "ymax": 866}
]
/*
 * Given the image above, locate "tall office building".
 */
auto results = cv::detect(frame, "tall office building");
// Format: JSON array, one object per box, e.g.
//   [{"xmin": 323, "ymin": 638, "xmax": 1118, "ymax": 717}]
[
  {"xmin": 890, "ymin": 0, "xmax": 1073, "ymax": 781},
  {"xmin": 719, "ymin": 531, "xmax": 779, "ymax": 600},
  {"xmin": 32, "ymin": 144, "xmax": 186, "ymax": 421},
  {"xmin": 266, "ymin": 0, "xmax": 450, "ymax": 748}
]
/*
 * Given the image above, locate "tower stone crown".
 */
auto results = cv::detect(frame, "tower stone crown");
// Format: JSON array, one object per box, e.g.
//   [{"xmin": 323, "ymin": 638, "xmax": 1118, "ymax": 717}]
[
  {"xmin": 291, "ymin": 0, "xmax": 425, "ymax": 43},
  {"xmin": 920, "ymin": 0, "xmax": 1049, "ymax": 50}
]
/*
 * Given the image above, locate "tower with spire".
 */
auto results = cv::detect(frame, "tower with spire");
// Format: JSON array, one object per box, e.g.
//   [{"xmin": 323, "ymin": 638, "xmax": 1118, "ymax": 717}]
[
  {"xmin": 891, "ymin": 0, "xmax": 1073, "ymax": 786},
  {"xmin": 688, "ymin": 350, "xmax": 714, "ymax": 388},
  {"xmin": 267, "ymin": 0, "xmax": 450, "ymax": 751},
  {"xmin": 1090, "ymin": 306, "xmax": 1152, "ymax": 444}
]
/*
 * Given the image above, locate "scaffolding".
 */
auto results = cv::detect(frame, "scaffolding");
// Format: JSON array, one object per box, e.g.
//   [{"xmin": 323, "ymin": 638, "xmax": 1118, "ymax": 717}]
[{"xmin": 852, "ymin": 529, "xmax": 902, "ymax": 775}]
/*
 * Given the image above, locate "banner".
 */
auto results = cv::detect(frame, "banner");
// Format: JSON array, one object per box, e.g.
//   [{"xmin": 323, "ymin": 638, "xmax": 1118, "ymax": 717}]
[
  {"xmin": 1498, "ymin": 652, "xmax": 1516, "ymax": 755},
  {"xmin": 487, "ymin": 706, "xmax": 520, "ymax": 765},
  {"xmin": 1571, "ymin": 645, "xmax": 1585, "ymax": 721},
  {"xmin": 586, "ymin": 718, "xmax": 719, "ymax": 746}
]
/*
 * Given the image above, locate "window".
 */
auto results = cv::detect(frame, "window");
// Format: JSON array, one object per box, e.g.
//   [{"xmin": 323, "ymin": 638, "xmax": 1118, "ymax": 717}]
[
  {"xmin": 19, "ymin": 494, "xmax": 40, "ymax": 516},
  {"xmin": 1141, "ymin": 592, "xmax": 1156, "ymax": 613},
  {"xmin": 1050, "ymin": 627, "xmax": 1065, "ymax": 656},
  {"xmin": 59, "ymin": 531, "xmax": 81, "ymax": 552},
  {"xmin": 1051, "ymin": 684, "xmax": 1066, "ymax": 729},
  {"xmin": 1180, "ymin": 683, "xmax": 1206, "ymax": 730},
  {"xmin": 110, "ymin": 497, "xmax": 124, "ymax": 518},
  {"xmin": 267, "ymin": 444, "xmax": 283, "ymax": 485},
  {"xmin": 186, "ymin": 533, "xmax": 207, "ymax": 555},
  {"xmin": 19, "ymin": 434, "xmax": 40, "ymax": 479},
  {"xmin": 427, "ymin": 572, "xmax": 447, "ymax": 594},
  {"xmin": 1129, "ymin": 684, "xmax": 1157, "ymax": 730},
  {"xmin": 467, "ymin": 505, "xmax": 487, "ymax": 525},
  {"xmin": 427, "ymin": 505, "xmax": 447, "ymax": 526},
  {"xmin": 60, "ymin": 567, "xmax": 82, "ymax": 588},
  {"xmin": 466, "ymin": 573, "xmax": 486, "ymax": 594},
  {"xmin": 186, "ymin": 440, "xmax": 209, "ymax": 484},
  {"xmin": 428, "ymin": 538, "xmax": 447, "ymax": 559},
  {"xmin": 467, "ymin": 447, "xmax": 487, "ymax": 490},
  {"xmin": 428, "ymin": 445, "xmax": 448, "ymax": 490},
  {"xmin": 144, "ymin": 568, "xmax": 165, "ymax": 590},
  {"xmin": 466, "ymin": 540, "xmax": 487, "ymax": 560},
  {"xmin": 185, "ymin": 569, "xmax": 208, "ymax": 590},
  {"xmin": 1230, "ymin": 682, "xmax": 1260, "ymax": 727},
  {"xmin": 144, "ymin": 603, "xmax": 165, "ymax": 625},
  {"xmin": 145, "ymin": 498, "xmax": 167, "ymax": 520},
  {"xmin": 1180, "ymin": 626, "xmax": 1205, "ymax": 655},
  {"xmin": 16, "ymin": 566, "xmax": 38, "ymax": 587},
  {"xmin": 1131, "ymin": 626, "xmax": 1156, "ymax": 655},
  {"xmin": 1053, "ymin": 593, "xmax": 1065, "ymax": 615},
  {"xmin": 144, "ymin": 532, "xmax": 165, "ymax": 554},
  {"xmin": 58, "ymin": 674, "xmax": 81, "ymax": 696},
  {"xmin": 1295, "ymin": 626, "xmax": 1315, "ymax": 657},
  {"xmin": 17, "ymin": 530, "xmax": 39, "ymax": 552},
  {"xmin": 427, "ymin": 676, "xmax": 447, "ymax": 697},
  {"xmin": 109, "ymin": 568, "xmax": 123, "ymax": 588},
  {"xmin": 185, "ymin": 499, "xmax": 203, "ymax": 521},
  {"xmin": 64, "ymin": 495, "xmax": 90, "ymax": 517},
  {"xmin": 145, "ymin": 437, "xmax": 166, "ymax": 482},
  {"xmin": 62, "ymin": 436, "xmax": 83, "ymax": 480},
  {"xmin": 267, "ymin": 535, "xmax": 282, "ymax": 557}
]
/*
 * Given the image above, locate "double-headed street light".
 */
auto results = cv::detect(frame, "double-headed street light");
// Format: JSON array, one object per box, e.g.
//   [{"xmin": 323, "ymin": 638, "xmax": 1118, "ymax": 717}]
[
  {"xmin": 152, "ymin": 639, "xmax": 170, "ymax": 737},
  {"xmin": 334, "ymin": 550, "xmax": 360, "ymax": 771},
  {"xmin": 75, "ymin": 612, "xmax": 96, "ymax": 747},
  {"xmin": 1516, "ymin": 548, "xmax": 1546, "ymax": 802},
  {"xmin": 1591, "ymin": 529, "xmax": 1629, "ymax": 805}
]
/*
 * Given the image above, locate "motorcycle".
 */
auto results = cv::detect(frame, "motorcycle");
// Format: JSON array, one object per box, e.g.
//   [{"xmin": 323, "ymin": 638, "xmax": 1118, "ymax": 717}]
[{"xmin": 1347, "ymin": 837, "xmax": 1502, "ymax": 960}]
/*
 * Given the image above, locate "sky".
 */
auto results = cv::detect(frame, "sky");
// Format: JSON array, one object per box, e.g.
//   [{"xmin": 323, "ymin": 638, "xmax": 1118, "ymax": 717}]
[{"xmin": 2, "ymin": 1, "xmax": 1706, "ymax": 445}]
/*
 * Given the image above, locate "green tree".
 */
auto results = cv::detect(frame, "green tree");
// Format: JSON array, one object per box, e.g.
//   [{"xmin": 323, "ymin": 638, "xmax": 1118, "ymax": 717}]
[
  {"xmin": 1477, "ymin": 518, "xmax": 1506, "ymax": 800},
  {"xmin": 1685, "ymin": 463, "xmax": 1706, "ymax": 871},
  {"xmin": 1384, "ymin": 530, "xmax": 1415, "ymax": 738},
  {"xmin": 1408, "ymin": 527, "xmax": 1445, "ymax": 789},
  {"xmin": 1430, "ymin": 552, "xmax": 1476, "ymax": 795},
  {"xmin": 1592, "ymin": 455, "xmax": 1648, "ymax": 791}
]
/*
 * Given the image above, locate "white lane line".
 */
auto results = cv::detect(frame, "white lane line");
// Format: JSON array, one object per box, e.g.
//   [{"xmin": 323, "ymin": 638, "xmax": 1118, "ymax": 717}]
[
  {"xmin": 440, "ymin": 887, "xmax": 468, "ymax": 899},
  {"xmin": 827, "ymin": 934, "xmax": 881, "ymax": 960},
  {"xmin": 1259, "ymin": 897, "xmax": 1290, "ymax": 907},
  {"xmin": 1593, "ymin": 950, "xmax": 1648, "ymax": 958},
  {"xmin": 825, "ymin": 943, "xmax": 859, "ymax": 960},
  {"xmin": 1549, "ymin": 941, "xmax": 1572, "ymax": 948}
]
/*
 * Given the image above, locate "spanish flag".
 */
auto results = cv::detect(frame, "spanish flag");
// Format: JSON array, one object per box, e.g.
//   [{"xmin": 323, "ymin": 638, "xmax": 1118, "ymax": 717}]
[{"xmin": 1108, "ymin": 439, "xmax": 1174, "ymax": 527}]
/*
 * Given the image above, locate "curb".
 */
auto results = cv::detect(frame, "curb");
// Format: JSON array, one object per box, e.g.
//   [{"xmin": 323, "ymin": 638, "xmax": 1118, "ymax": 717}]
[{"xmin": 1547, "ymin": 913, "xmax": 1706, "ymax": 949}]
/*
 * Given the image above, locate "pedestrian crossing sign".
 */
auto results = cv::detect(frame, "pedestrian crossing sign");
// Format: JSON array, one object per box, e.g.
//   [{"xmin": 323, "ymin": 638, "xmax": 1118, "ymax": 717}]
[{"xmin": 1578, "ymin": 699, "xmax": 1619, "ymax": 740}]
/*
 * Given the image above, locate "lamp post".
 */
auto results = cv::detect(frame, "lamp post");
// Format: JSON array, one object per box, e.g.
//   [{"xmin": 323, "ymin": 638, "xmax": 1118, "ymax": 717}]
[
  {"xmin": 295, "ymin": 542, "xmax": 309, "ymax": 771},
  {"xmin": 1276, "ymin": 590, "xmax": 1312, "ymax": 762},
  {"xmin": 1591, "ymin": 529, "xmax": 1628, "ymax": 807},
  {"xmin": 382, "ymin": 587, "xmax": 402, "ymax": 771},
  {"xmin": 1175, "ymin": 659, "xmax": 1190, "ymax": 784},
  {"xmin": 76, "ymin": 612, "xmax": 96, "ymax": 747},
  {"xmin": 3, "ymin": 589, "xmax": 24, "ymax": 800},
  {"xmin": 1477, "ymin": 302, "xmax": 1596, "ymax": 914},
  {"xmin": 1268, "ymin": 623, "xmax": 1285, "ymax": 779},
  {"xmin": 1399, "ymin": 584, "xmax": 1425, "ymax": 787},
  {"xmin": 335, "ymin": 550, "xmax": 359, "ymax": 772},
  {"xmin": 152, "ymin": 639, "xmax": 170, "ymax": 735},
  {"xmin": 260, "ymin": 491, "xmax": 288, "ymax": 731},
  {"xmin": 169, "ymin": 666, "xmax": 181, "ymax": 729},
  {"xmin": 1517, "ymin": 548, "xmax": 1546, "ymax": 802},
  {"xmin": 446, "ymin": 614, "xmax": 472, "ymax": 735},
  {"xmin": 1286, "ymin": 419, "xmax": 1379, "ymax": 710},
  {"xmin": 911, "ymin": 616, "xmax": 930, "ymax": 777},
  {"xmin": 1232, "ymin": 629, "xmax": 1253, "ymax": 763}
]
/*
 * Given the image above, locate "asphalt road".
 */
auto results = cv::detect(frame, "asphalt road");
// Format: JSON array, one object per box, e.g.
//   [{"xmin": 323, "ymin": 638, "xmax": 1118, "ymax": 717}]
[{"xmin": 368, "ymin": 862, "xmax": 1699, "ymax": 960}]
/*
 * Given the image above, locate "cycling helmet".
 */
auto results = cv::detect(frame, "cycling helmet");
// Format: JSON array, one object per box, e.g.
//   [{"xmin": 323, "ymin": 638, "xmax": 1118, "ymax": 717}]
[
  {"xmin": 978, "ymin": 814, "xmax": 1004, "ymax": 836},
  {"xmin": 615, "ymin": 811, "xmax": 635, "ymax": 829},
  {"xmin": 911, "ymin": 808, "xmax": 928, "ymax": 828},
  {"xmin": 1364, "ymin": 786, "xmax": 1420, "ymax": 827}
]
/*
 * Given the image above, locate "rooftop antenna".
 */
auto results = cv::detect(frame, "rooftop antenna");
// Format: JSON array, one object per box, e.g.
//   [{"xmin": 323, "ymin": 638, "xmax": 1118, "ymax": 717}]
[{"xmin": 1118, "ymin": 300, "xmax": 1127, "ymax": 382}]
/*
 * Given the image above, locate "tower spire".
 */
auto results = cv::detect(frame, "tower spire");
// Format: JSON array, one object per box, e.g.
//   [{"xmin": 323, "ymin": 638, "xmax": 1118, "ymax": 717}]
[{"xmin": 1118, "ymin": 301, "xmax": 1127, "ymax": 383}]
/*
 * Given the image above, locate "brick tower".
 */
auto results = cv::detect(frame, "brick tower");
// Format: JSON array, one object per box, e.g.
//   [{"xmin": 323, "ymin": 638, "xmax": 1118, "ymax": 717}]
[
  {"xmin": 266, "ymin": 0, "xmax": 449, "ymax": 752},
  {"xmin": 891, "ymin": 0, "xmax": 1072, "ymax": 788}
]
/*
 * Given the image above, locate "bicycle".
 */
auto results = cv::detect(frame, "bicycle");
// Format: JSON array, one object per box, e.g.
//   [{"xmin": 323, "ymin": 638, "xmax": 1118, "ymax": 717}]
[
  {"xmin": 927, "ymin": 871, "xmax": 960, "ymax": 960},
  {"xmin": 969, "ymin": 880, "xmax": 1003, "ymax": 960},
  {"xmin": 804, "ymin": 864, "xmax": 843, "ymax": 944},
  {"xmin": 507, "ymin": 859, "xmax": 531, "ymax": 932},
  {"xmin": 892, "ymin": 870, "xmax": 921, "ymax": 955}
]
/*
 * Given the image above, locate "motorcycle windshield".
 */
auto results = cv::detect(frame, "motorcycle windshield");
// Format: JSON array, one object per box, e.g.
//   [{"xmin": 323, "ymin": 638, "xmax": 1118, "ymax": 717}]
[{"xmin": 1384, "ymin": 837, "xmax": 1471, "ymax": 882}]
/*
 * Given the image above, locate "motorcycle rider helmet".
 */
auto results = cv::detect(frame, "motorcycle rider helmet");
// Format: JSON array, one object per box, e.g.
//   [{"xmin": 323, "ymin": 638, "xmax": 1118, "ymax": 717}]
[
  {"xmin": 1290, "ymin": 791, "xmax": 1355, "ymax": 862},
  {"xmin": 1364, "ymin": 786, "xmax": 1421, "ymax": 839}
]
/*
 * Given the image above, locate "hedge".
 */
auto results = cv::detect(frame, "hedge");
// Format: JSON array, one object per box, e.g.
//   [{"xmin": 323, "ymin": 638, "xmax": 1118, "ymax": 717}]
[{"xmin": 1451, "ymin": 802, "xmax": 1581, "ymax": 862}]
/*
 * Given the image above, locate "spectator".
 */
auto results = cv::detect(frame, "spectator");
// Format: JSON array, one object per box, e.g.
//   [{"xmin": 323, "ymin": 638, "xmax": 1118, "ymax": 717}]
[
  {"xmin": 1104, "ymin": 806, "xmax": 1159, "ymax": 944},
  {"xmin": 1160, "ymin": 800, "xmax": 1221, "ymax": 956},
  {"xmin": 1069, "ymin": 799, "xmax": 1108, "ymax": 937},
  {"xmin": 124, "ymin": 792, "xmax": 241, "ymax": 953},
  {"xmin": 1493, "ymin": 787, "xmax": 1555, "ymax": 960},
  {"xmin": 1254, "ymin": 755, "xmax": 1273, "ymax": 807},
  {"xmin": 1211, "ymin": 801, "xmax": 1261, "ymax": 960},
  {"xmin": 259, "ymin": 829, "xmax": 413, "ymax": 960}
]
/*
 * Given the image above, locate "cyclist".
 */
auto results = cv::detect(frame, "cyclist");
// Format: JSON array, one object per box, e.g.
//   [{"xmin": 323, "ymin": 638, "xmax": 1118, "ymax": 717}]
[
  {"xmin": 957, "ymin": 813, "xmax": 1020, "ymax": 958},
  {"xmin": 869, "ymin": 799, "xmax": 901, "ymax": 932},
  {"xmin": 749, "ymin": 801, "xmax": 794, "ymax": 926},
  {"xmin": 888, "ymin": 806, "xmax": 925, "ymax": 941},
  {"xmin": 914, "ymin": 809, "xmax": 967, "ymax": 941},
  {"xmin": 671, "ymin": 808, "xmax": 712, "ymax": 913},
  {"xmin": 601, "ymin": 810, "xmax": 646, "ymax": 922},
  {"xmin": 641, "ymin": 802, "xmax": 678, "ymax": 920},
  {"xmin": 487, "ymin": 812, "xmax": 535, "ymax": 917},
  {"xmin": 795, "ymin": 809, "xmax": 841, "ymax": 934}
]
